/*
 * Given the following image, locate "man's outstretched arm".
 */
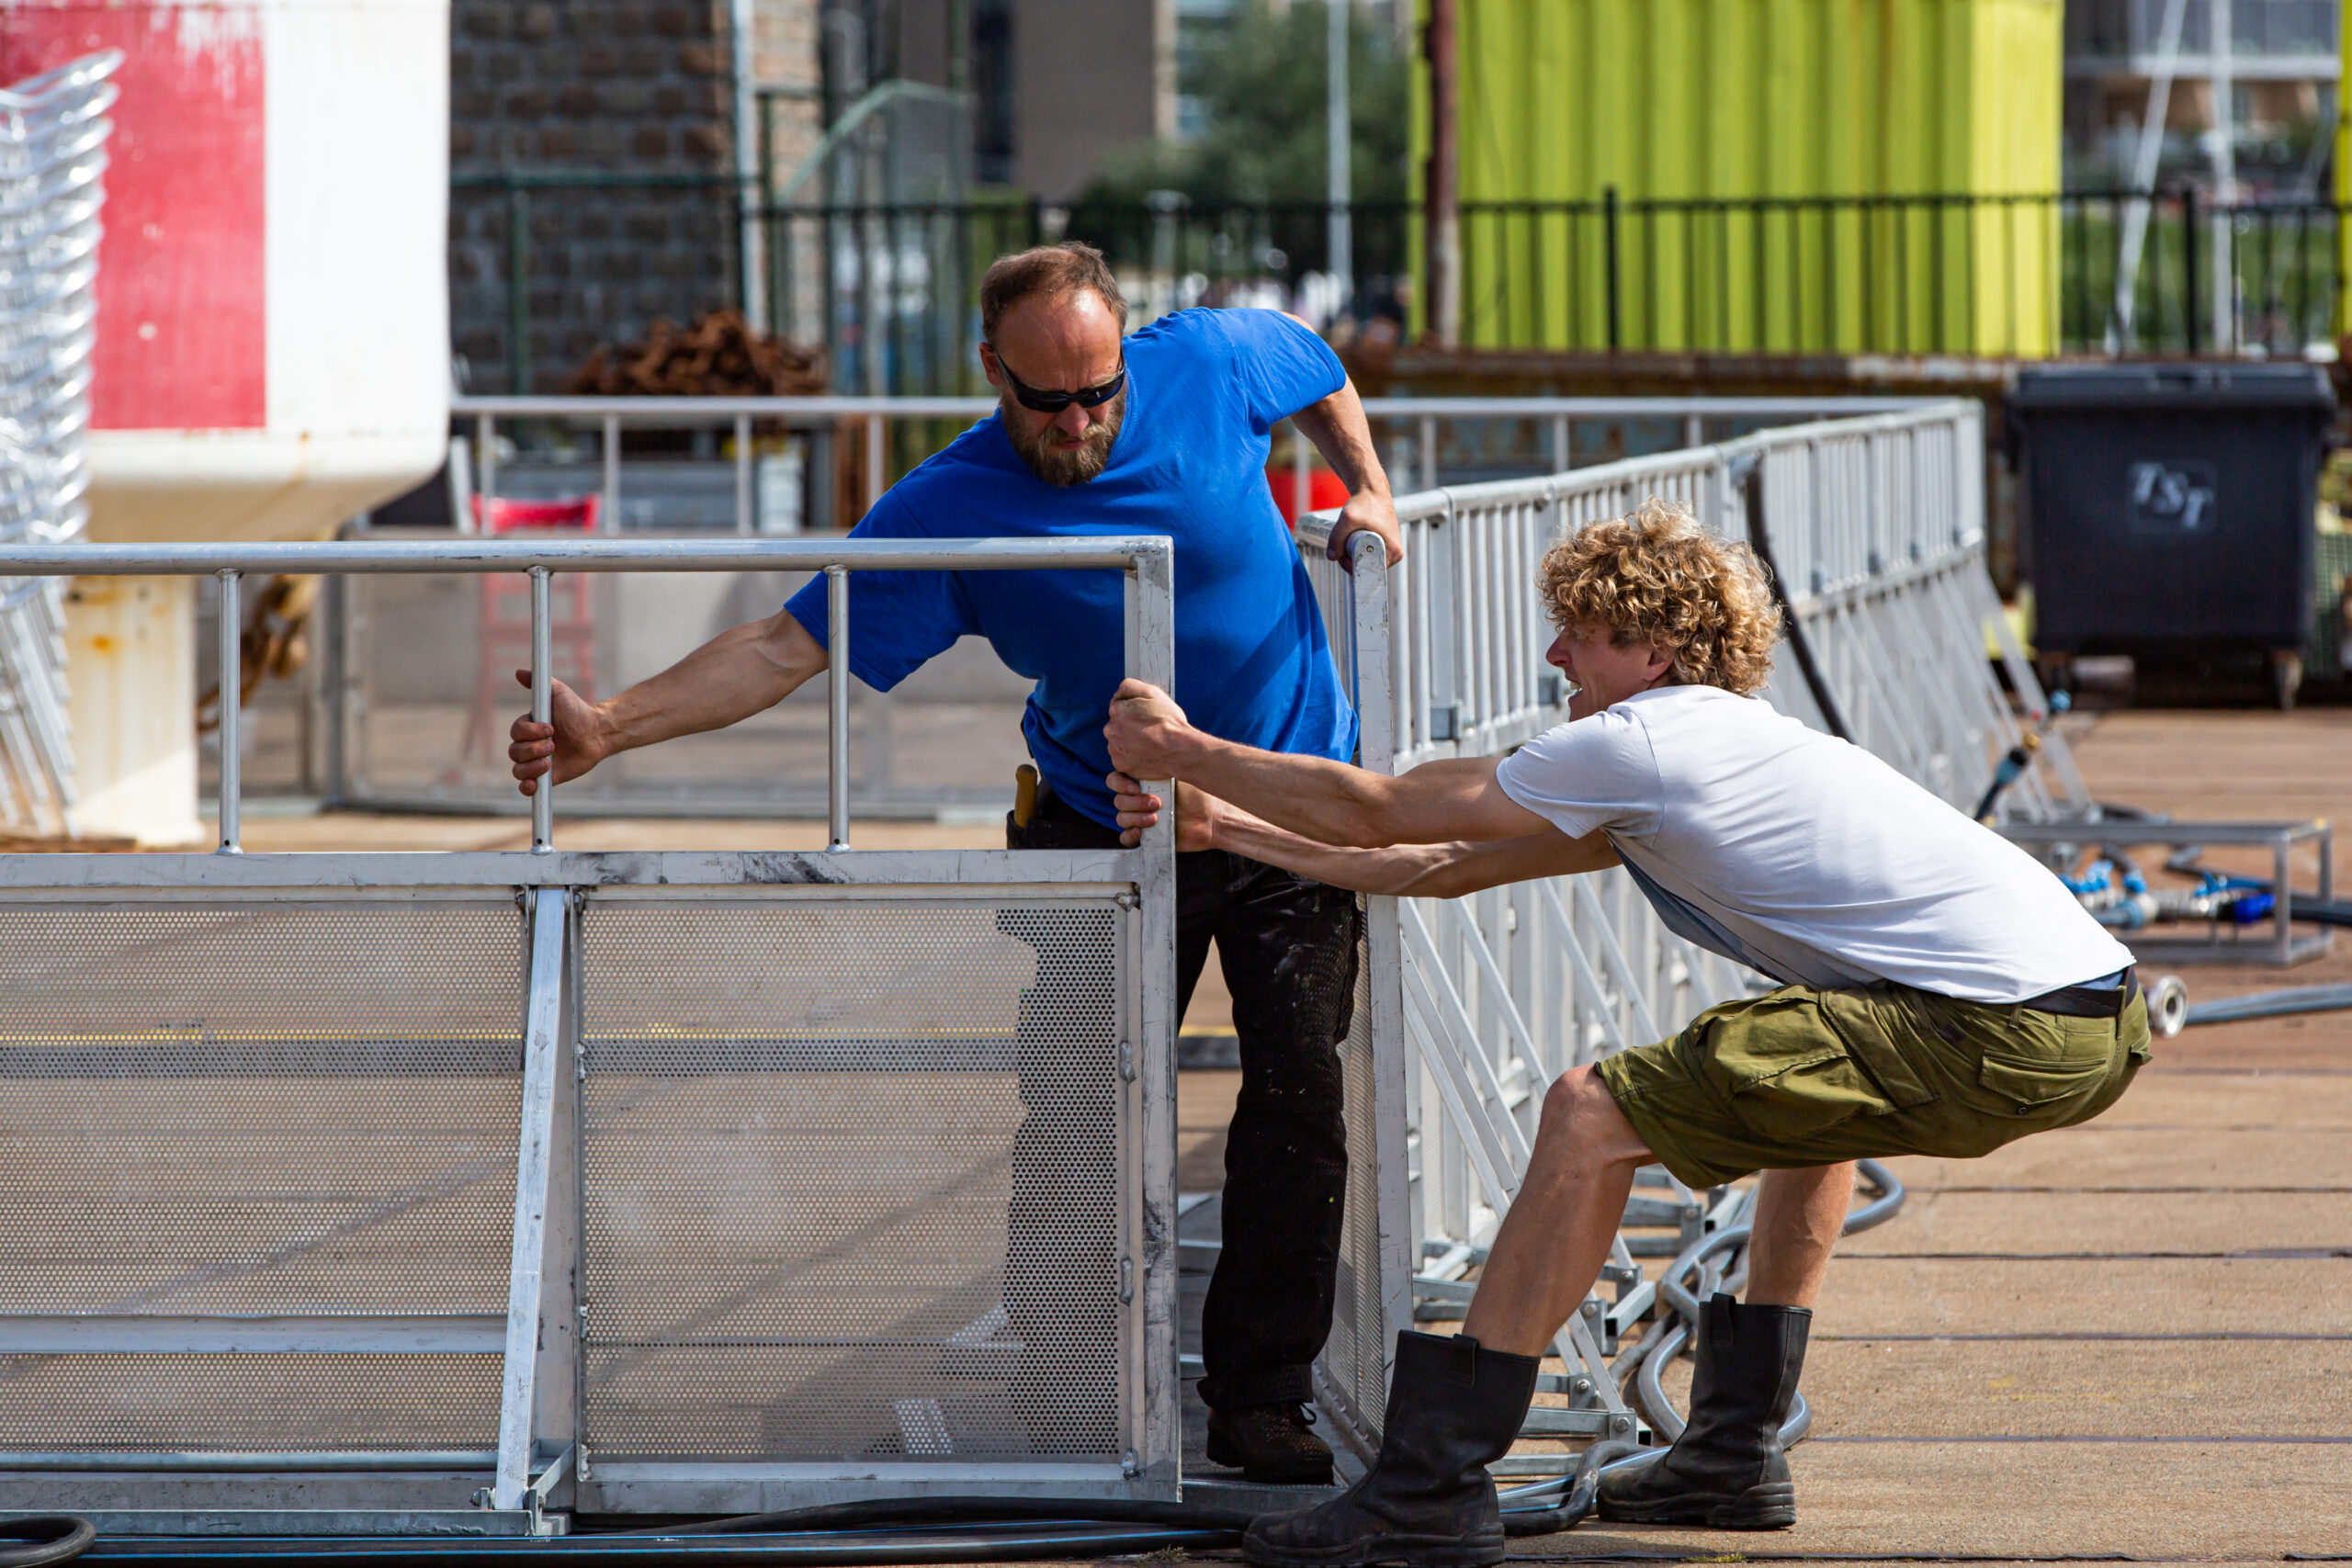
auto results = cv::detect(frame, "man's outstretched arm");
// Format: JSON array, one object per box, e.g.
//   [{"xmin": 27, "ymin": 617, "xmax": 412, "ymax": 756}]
[
  {"xmin": 508, "ymin": 608, "xmax": 826, "ymax": 795},
  {"xmin": 1286, "ymin": 361, "xmax": 1403, "ymax": 567},
  {"xmin": 1113, "ymin": 776, "xmax": 1617, "ymax": 896},
  {"xmin": 1104, "ymin": 677, "xmax": 1555, "ymax": 849}
]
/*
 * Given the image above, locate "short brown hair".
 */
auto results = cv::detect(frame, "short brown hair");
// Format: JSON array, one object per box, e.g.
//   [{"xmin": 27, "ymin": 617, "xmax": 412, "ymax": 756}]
[
  {"xmin": 979, "ymin": 243, "xmax": 1128, "ymax": 340},
  {"xmin": 1538, "ymin": 497, "xmax": 1781, "ymax": 695}
]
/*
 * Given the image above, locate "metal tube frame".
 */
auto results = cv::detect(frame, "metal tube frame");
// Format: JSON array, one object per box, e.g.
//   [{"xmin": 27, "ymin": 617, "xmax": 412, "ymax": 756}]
[
  {"xmin": 0, "ymin": 535, "xmax": 1182, "ymax": 1528},
  {"xmin": 492, "ymin": 888, "xmax": 568, "ymax": 1510},
  {"xmin": 528, "ymin": 567, "xmax": 553, "ymax": 853},
  {"xmin": 1287, "ymin": 398, "xmax": 2084, "ymax": 1467},
  {"xmin": 825, "ymin": 563, "xmax": 850, "ymax": 849},
  {"xmin": 441, "ymin": 396, "xmax": 1928, "ymax": 543},
  {"xmin": 365, "ymin": 397, "xmax": 1945, "ymax": 822},
  {"xmin": 215, "ymin": 570, "xmax": 241, "ymax": 853},
  {"xmin": 1996, "ymin": 818, "xmax": 2335, "ymax": 967},
  {"xmin": 5, "ymin": 403, "xmax": 2047, "ymax": 1505}
]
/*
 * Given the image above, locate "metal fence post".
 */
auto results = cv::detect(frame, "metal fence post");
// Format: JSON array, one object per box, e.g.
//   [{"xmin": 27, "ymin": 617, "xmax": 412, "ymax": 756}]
[
  {"xmin": 216, "ymin": 570, "xmax": 241, "ymax": 854},
  {"xmin": 507, "ymin": 183, "xmax": 532, "ymax": 395},
  {"xmin": 1348, "ymin": 528, "xmax": 1415, "ymax": 1448},
  {"xmin": 1603, "ymin": 185, "xmax": 1622, "ymax": 352},
  {"xmin": 530, "ymin": 567, "xmax": 553, "ymax": 854},
  {"xmin": 475, "ymin": 412, "xmax": 498, "ymax": 528},
  {"xmin": 2182, "ymin": 186, "xmax": 2201, "ymax": 354},
  {"xmin": 493, "ymin": 886, "xmax": 567, "ymax": 1511},
  {"xmin": 734, "ymin": 414, "xmax": 754, "ymax": 536},
  {"xmin": 1122, "ymin": 538, "xmax": 1180, "ymax": 1493},
  {"xmin": 826, "ymin": 564, "xmax": 850, "ymax": 850},
  {"xmin": 601, "ymin": 416, "xmax": 620, "ymax": 536},
  {"xmin": 321, "ymin": 571, "xmax": 349, "ymax": 806}
]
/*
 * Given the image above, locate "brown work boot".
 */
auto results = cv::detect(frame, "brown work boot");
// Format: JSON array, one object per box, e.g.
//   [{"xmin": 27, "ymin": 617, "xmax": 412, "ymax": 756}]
[{"xmin": 1206, "ymin": 1401, "xmax": 1335, "ymax": 1485}]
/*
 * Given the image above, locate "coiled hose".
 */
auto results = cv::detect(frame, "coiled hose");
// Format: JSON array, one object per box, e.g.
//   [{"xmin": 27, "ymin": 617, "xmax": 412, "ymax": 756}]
[
  {"xmin": 1497, "ymin": 1157, "xmax": 1906, "ymax": 1537},
  {"xmin": 0, "ymin": 1517, "xmax": 93, "ymax": 1568}
]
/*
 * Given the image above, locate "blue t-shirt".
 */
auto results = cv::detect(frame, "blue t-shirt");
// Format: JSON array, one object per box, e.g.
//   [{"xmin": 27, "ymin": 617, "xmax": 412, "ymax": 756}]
[{"xmin": 785, "ymin": 308, "xmax": 1358, "ymax": 829}]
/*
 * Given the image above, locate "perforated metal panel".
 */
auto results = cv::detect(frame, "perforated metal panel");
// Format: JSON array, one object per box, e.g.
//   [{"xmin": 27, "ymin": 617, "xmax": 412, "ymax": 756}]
[
  {"xmin": 0, "ymin": 899, "xmax": 526, "ymax": 1450},
  {"xmin": 576, "ymin": 897, "xmax": 1132, "ymax": 1464},
  {"xmin": 0, "ymin": 1355, "xmax": 503, "ymax": 1450}
]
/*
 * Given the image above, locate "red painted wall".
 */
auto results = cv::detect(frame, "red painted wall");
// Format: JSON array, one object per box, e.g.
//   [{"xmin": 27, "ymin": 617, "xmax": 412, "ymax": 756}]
[{"xmin": 2, "ymin": 4, "xmax": 266, "ymax": 430}]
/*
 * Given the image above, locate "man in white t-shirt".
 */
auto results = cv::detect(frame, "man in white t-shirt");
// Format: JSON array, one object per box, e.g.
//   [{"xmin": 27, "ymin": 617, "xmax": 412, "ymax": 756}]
[{"xmin": 1102, "ymin": 499, "xmax": 2148, "ymax": 1566}]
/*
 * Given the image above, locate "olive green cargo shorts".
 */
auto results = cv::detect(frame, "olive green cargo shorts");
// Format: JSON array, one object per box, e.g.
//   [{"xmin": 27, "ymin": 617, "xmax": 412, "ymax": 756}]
[{"xmin": 1592, "ymin": 979, "xmax": 2153, "ymax": 1189}]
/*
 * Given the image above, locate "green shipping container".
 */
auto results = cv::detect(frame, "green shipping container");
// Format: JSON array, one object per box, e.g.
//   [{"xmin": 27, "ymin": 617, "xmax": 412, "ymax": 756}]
[{"xmin": 1411, "ymin": 0, "xmax": 2064, "ymax": 356}]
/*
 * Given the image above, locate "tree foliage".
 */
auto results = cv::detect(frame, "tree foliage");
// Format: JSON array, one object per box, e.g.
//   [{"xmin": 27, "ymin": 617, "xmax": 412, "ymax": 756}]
[{"xmin": 1079, "ymin": 1, "xmax": 1409, "ymax": 209}]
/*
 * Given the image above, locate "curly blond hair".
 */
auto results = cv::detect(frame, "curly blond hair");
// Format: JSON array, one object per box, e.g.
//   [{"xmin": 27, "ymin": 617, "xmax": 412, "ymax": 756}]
[{"xmin": 1537, "ymin": 498, "xmax": 1781, "ymax": 695}]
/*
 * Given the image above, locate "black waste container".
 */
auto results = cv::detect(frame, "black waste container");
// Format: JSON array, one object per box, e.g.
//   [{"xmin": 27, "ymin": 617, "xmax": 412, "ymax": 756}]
[{"xmin": 2007, "ymin": 363, "xmax": 2335, "ymax": 704}]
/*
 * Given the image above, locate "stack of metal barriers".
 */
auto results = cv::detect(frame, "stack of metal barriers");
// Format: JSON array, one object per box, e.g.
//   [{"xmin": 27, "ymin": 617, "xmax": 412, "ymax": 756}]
[{"xmin": 0, "ymin": 50, "xmax": 119, "ymax": 835}]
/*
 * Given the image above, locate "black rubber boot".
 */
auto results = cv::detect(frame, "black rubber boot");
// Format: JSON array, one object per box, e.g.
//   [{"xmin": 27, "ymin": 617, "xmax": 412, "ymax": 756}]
[
  {"xmin": 1597, "ymin": 1292, "xmax": 1809, "ymax": 1529},
  {"xmin": 1243, "ymin": 1332, "xmax": 1539, "ymax": 1568},
  {"xmin": 1207, "ymin": 1402, "xmax": 1335, "ymax": 1485}
]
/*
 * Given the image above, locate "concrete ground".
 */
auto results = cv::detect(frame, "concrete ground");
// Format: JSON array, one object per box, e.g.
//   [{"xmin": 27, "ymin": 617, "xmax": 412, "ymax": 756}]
[{"xmin": 227, "ymin": 706, "xmax": 2352, "ymax": 1560}]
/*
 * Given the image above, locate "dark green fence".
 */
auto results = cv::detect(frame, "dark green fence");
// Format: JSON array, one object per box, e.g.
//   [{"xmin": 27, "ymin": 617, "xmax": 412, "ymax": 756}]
[{"xmin": 449, "ymin": 176, "xmax": 2352, "ymax": 394}]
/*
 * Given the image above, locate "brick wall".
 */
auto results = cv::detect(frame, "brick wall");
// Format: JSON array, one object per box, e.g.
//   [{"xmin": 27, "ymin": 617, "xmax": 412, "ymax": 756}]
[{"xmin": 448, "ymin": 0, "xmax": 821, "ymax": 393}]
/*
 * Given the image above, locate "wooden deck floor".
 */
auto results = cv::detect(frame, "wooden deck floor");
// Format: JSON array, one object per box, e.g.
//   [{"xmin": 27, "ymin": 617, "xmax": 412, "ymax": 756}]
[
  {"xmin": 229, "ymin": 705, "xmax": 2352, "ymax": 1559},
  {"xmin": 1174, "ymin": 706, "xmax": 2352, "ymax": 1563}
]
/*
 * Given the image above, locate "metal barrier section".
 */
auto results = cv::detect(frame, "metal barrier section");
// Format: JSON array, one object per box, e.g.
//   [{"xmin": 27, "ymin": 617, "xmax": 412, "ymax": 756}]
[
  {"xmin": 571, "ymin": 892, "xmax": 1136, "ymax": 1492},
  {"xmin": 0, "ymin": 536, "xmax": 1179, "ymax": 1534},
  {"xmin": 323, "ymin": 561, "xmax": 1037, "ymax": 819},
  {"xmin": 1294, "ymin": 400, "xmax": 2083, "ymax": 1470},
  {"xmin": 0, "ymin": 896, "xmax": 523, "ymax": 1461}
]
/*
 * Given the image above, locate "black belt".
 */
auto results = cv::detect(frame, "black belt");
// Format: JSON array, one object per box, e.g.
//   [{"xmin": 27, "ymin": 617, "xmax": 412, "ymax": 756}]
[{"xmin": 2018, "ymin": 968, "xmax": 2139, "ymax": 1020}]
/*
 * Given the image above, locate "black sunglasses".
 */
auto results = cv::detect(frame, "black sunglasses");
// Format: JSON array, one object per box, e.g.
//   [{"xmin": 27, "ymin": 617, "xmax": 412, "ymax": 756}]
[{"xmin": 987, "ymin": 347, "xmax": 1126, "ymax": 413}]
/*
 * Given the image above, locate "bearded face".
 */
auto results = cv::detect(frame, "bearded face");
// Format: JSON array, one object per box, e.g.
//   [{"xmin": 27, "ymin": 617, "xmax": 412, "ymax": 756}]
[{"xmin": 1003, "ymin": 386, "xmax": 1125, "ymax": 486}]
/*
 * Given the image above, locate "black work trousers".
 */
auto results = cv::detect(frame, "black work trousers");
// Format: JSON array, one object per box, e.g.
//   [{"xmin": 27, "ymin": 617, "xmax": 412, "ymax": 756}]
[{"xmin": 1007, "ymin": 785, "xmax": 1360, "ymax": 1413}]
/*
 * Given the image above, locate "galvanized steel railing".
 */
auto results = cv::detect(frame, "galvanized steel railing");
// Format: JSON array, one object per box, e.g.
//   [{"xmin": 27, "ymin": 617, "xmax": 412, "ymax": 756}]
[
  {"xmin": 46, "ymin": 536, "xmax": 1172, "ymax": 857},
  {"xmin": 0, "ymin": 534, "xmax": 1183, "ymax": 1532},
  {"xmin": 446, "ymin": 393, "xmax": 1920, "ymax": 540},
  {"xmin": 1291, "ymin": 399, "xmax": 2083, "ymax": 1467}
]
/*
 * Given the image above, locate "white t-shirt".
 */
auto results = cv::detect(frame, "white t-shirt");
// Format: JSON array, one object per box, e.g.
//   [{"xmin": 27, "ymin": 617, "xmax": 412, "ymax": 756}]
[{"xmin": 1493, "ymin": 685, "xmax": 2133, "ymax": 1003}]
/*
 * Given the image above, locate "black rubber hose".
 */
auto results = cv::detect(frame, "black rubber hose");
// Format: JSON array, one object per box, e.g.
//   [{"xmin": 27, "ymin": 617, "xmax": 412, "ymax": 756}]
[
  {"xmin": 608, "ymin": 1496, "xmax": 1257, "ymax": 1538},
  {"xmin": 1498, "ymin": 1440, "xmax": 1643, "ymax": 1536},
  {"xmin": 1630, "ymin": 1161, "xmax": 1904, "ymax": 1443},
  {"xmin": 1734, "ymin": 451, "xmax": 1850, "ymax": 743},
  {"xmin": 74, "ymin": 1525, "xmax": 1239, "ymax": 1564},
  {"xmin": 0, "ymin": 1517, "xmax": 93, "ymax": 1568}
]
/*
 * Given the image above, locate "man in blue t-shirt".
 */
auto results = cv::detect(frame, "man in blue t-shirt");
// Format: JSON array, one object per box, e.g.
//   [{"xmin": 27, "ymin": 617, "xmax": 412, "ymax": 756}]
[{"xmin": 509, "ymin": 242, "xmax": 1403, "ymax": 1483}]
